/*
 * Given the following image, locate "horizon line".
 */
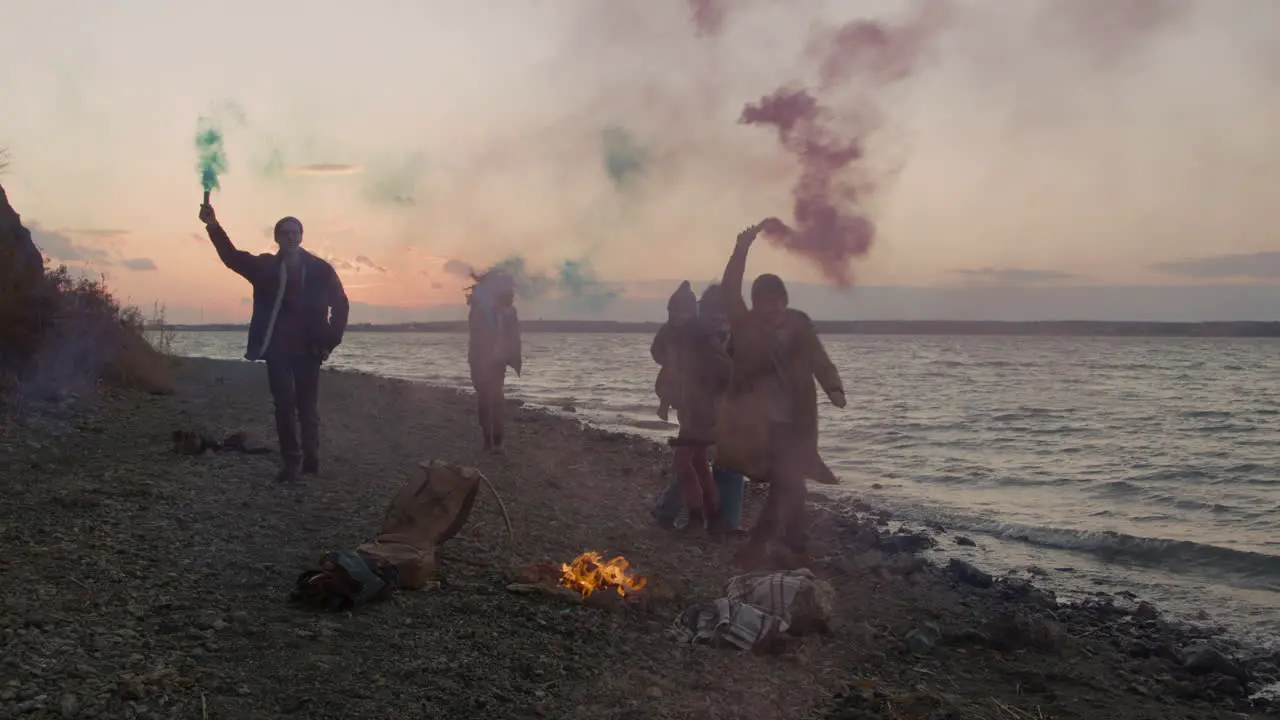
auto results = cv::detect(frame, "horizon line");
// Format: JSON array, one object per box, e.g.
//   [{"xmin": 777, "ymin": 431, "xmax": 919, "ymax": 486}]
[{"xmin": 159, "ymin": 319, "xmax": 1280, "ymax": 338}]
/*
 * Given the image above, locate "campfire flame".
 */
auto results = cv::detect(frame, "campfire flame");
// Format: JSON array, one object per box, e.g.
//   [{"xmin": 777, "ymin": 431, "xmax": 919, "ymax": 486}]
[{"xmin": 559, "ymin": 551, "xmax": 647, "ymax": 598}]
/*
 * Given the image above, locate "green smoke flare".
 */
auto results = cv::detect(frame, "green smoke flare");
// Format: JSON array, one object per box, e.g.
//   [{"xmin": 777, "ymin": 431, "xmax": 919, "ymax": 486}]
[{"xmin": 194, "ymin": 116, "xmax": 228, "ymax": 193}]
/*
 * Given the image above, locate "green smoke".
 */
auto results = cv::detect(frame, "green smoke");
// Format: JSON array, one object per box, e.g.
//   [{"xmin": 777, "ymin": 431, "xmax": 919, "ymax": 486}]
[
  {"xmin": 600, "ymin": 125, "xmax": 647, "ymax": 191},
  {"xmin": 259, "ymin": 144, "xmax": 285, "ymax": 179},
  {"xmin": 362, "ymin": 152, "xmax": 427, "ymax": 207},
  {"xmin": 483, "ymin": 256, "xmax": 617, "ymax": 310},
  {"xmin": 558, "ymin": 259, "xmax": 618, "ymax": 308},
  {"xmin": 194, "ymin": 116, "xmax": 228, "ymax": 193}
]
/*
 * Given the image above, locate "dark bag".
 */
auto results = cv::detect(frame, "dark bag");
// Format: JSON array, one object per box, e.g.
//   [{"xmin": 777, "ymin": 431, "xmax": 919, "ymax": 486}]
[{"xmin": 291, "ymin": 550, "xmax": 400, "ymax": 611}]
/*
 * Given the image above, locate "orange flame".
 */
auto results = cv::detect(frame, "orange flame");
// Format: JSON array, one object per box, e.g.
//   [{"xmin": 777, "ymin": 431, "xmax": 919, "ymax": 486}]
[{"xmin": 559, "ymin": 551, "xmax": 648, "ymax": 598}]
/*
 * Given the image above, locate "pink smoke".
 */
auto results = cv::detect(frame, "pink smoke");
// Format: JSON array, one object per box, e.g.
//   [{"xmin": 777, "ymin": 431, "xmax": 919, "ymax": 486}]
[
  {"xmin": 732, "ymin": 0, "xmax": 950, "ymax": 286},
  {"xmin": 687, "ymin": 0, "xmax": 726, "ymax": 38}
]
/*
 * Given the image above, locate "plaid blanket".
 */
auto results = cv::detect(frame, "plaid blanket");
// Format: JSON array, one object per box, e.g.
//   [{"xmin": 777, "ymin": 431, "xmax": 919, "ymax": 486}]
[{"xmin": 670, "ymin": 569, "xmax": 834, "ymax": 651}]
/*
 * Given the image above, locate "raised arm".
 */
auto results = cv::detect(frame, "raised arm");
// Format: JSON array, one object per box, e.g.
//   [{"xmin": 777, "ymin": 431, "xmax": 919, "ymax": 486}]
[
  {"xmin": 720, "ymin": 225, "xmax": 760, "ymax": 325},
  {"xmin": 326, "ymin": 268, "xmax": 350, "ymax": 349},
  {"xmin": 199, "ymin": 204, "xmax": 260, "ymax": 281}
]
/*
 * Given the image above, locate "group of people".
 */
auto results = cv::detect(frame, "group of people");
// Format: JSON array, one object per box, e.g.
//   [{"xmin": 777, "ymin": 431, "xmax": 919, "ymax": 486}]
[
  {"xmin": 647, "ymin": 224, "xmax": 846, "ymax": 568},
  {"xmin": 199, "ymin": 203, "xmax": 844, "ymax": 568}
]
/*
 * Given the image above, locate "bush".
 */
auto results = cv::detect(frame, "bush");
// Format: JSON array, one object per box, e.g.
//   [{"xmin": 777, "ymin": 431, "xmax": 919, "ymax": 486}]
[{"xmin": 0, "ymin": 250, "xmax": 175, "ymax": 410}]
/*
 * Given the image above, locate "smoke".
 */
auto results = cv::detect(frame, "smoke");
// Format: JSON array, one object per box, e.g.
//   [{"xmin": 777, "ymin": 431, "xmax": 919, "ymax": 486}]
[
  {"xmin": 688, "ymin": 0, "xmax": 727, "ymax": 38},
  {"xmin": 193, "ymin": 117, "xmax": 228, "ymax": 195},
  {"xmin": 159, "ymin": 0, "xmax": 1267, "ymax": 313},
  {"xmin": 361, "ymin": 153, "xmax": 428, "ymax": 207},
  {"xmin": 600, "ymin": 126, "xmax": 648, "ymax": 191},
  {"xmin": 192, "ymin": 101, "xmax": 247, "ymax": 196},
  {"xmin": 557, "ymin": 259, "xmax": 620, "ymax": 308},
  {"xmin": 1044, "ymin": 0, "xmax": 1189, "ymax": 70},
  {"xmin": 701, "ymin": 0, "xmax": 952, "ymax": 286},
  {"xmin": 466, "ymin": 255, "xmax": 619, "ymax": 311}
]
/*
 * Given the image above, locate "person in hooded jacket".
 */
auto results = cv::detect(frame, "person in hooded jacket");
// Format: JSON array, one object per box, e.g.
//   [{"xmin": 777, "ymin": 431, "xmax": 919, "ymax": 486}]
[
  {"xmin": 651, "ymin": 284, "xmax": 747, "ymax": 532},
  {"xmin": 651, "ymin": 282, "xmax": 733, "ymax": 532},
  {"xmin": 467, "ymin": 270, "xmax": 522, "ymax": 452}
]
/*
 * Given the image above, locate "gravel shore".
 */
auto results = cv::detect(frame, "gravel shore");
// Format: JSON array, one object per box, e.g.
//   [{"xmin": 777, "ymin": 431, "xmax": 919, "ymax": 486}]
[{"xmin": 0, "ymin": 356, "xmax": 1275, "ymax": 719}]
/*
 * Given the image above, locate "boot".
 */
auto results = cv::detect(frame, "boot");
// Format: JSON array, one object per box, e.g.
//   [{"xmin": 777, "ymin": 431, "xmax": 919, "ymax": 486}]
[{"xmin": 302, "ymin": 455, "xmax": 320, "ymax": 475}]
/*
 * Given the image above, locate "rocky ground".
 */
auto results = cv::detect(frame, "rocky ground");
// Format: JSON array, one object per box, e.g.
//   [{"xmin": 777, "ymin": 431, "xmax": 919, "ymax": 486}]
[{"xmin": 0, "ymin": 357, "xmax": 1275, "ymax": 719}]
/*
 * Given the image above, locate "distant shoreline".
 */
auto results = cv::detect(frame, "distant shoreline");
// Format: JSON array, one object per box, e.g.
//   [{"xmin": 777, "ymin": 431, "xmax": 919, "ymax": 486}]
[{"xmin": 164, "ymin": 320, "xmax": 1280, "ymax": 337}]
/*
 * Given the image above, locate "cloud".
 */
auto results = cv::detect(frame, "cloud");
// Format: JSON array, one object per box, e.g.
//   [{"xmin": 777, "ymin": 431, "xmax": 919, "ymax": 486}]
[
  {"xmin": 443, "ymin": 259, "xmax": 474, "ymax": 277},
  {"xmin": 353, "ymin": 255, "xmax": 387, "ymax": 273},
  {"xmin": 61, "ymin": 228, "xmax": 130, "ymax": 238},
  {"xmin": 288, "ymin": 163, "xmax": 362, "ymax": 176},
  {"xmin": 954, "ymin": 267, "xmax": 1076, "ymax": 284},
  {"xmin": 28, "ymin": 224, "xmax": 113, "ymax": 264},
  {"xmin": 1151, "ymin": 252, "xmax": 1280, "ymax": 280},
  {"xmin": 120, "ymin": 257, "xmax": 158, "ymax": 271}
]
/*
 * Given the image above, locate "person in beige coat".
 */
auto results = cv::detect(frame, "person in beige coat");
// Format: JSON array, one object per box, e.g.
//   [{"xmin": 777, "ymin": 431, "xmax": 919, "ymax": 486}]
[
  {"xmin": 714, "ymin": 221, "xmax": 847, "ymax": 568},
  {"xmin": 466, "ymin": 270, "xmax": 522, "ymax": 453}
]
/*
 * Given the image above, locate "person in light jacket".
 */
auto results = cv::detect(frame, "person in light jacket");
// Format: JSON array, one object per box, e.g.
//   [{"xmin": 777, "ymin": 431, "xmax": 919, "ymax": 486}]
[{"xmin": 467, "ymin": 270, "xmax": 522, "ymax": 452}]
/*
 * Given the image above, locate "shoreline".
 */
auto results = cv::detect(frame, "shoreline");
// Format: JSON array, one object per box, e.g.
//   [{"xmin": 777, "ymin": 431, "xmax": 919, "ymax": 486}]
[
  {"xmin": 0, "ymin": 356, "xmax": 1275, "ymax": 718},
  {"xmin": 167, "ymin": 320, "xmax": 1280, "ymax": 338},
  {"xmin": 328, "ymin": 359, "xmax": 1280, "ymax": 648}
]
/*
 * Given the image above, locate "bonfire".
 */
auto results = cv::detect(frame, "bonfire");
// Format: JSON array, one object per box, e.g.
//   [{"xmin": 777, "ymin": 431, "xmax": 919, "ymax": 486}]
[{"xmin": 559, "ymin": 551, "xmax": 647, "ymax": 598}]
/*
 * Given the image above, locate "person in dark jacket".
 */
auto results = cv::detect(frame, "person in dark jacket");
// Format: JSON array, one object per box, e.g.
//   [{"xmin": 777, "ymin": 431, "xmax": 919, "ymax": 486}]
[{"xmin": 198, "ymin": 202, "xmax": 350, "ymax": 482}]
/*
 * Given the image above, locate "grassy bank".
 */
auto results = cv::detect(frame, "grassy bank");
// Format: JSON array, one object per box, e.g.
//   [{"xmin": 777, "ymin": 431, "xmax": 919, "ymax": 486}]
[{"xmin": 0, "ymin": 357, "xmax": 1274, "ymax": 718}]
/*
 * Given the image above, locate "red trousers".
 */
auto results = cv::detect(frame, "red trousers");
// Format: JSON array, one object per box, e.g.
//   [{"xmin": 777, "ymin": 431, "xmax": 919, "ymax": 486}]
[{"xmin": 672, "ymin": 442, "xmax": 718, "ymax": 514}]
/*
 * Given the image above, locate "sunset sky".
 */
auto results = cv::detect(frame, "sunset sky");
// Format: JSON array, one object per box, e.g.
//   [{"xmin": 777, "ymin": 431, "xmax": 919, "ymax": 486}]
[{"xmin": 1, "ymin": 0, "xmax": 1277, "ymax": 323}]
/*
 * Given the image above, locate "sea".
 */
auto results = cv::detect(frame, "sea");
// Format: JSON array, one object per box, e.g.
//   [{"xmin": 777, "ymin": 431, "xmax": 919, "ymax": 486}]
[{"xmin": 172, "ymin": 331, "xmax": 1280, "ymax": 650}]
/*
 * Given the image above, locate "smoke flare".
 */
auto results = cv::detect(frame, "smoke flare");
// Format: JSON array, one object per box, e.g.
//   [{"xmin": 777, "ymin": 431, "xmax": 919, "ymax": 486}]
[{"xmin": 194, "ymin": 116, "xmax": 228, "ymax": 194}]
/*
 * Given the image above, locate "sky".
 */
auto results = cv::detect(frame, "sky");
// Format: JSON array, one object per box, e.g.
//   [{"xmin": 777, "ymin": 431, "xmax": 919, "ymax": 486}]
[{"xmin": 1, "ymin": 0, "xmax": 1277, "ymax": 323}]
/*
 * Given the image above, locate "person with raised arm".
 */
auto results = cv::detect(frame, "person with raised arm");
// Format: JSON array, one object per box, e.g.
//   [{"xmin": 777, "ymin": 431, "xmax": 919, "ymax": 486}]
[
  {"xmin": 715, "ymin": 220, "xmax": 846, "ymax": 569},
  {"xmin": 198, "ymin": 202, "xmax": 349, "ymax": 482}
]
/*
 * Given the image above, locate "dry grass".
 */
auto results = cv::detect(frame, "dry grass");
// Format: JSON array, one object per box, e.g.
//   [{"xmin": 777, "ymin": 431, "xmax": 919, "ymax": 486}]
[{"xmin": 0, "ymin": 242, "xmax": 176, "ymax": 414}]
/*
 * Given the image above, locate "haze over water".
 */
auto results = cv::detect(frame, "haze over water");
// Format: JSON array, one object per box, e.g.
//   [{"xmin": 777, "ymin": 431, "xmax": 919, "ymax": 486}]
[{"xmin": 173, "ymin": 331, "xmax": 1280, "ymax": 645}]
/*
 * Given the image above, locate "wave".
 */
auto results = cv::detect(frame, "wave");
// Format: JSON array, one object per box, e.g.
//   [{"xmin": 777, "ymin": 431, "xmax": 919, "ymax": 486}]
[
  {"xmin": 874, "ymin": 501, "xmax": 1280, "ymax": 586},
  {"xmin": 1182, "ymin": 410, "xmax": 1234, "ymax": 419},
  {"xmin": 978, "ymin": 522, "xmax": 1280, "ymax": 587}
]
